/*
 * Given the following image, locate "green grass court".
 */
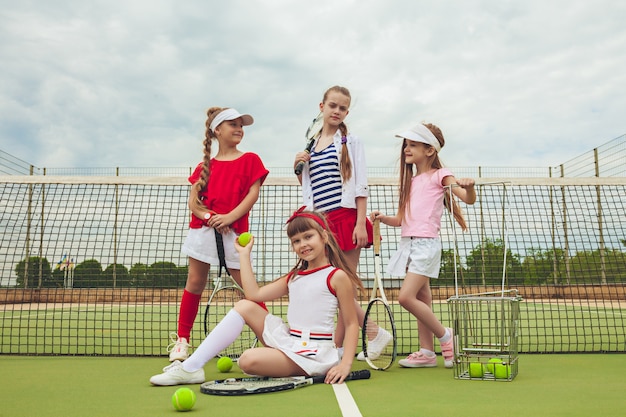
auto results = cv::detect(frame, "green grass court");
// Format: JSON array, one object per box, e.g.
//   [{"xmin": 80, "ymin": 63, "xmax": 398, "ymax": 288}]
[
  {"xmin": 1, "ymin": 300, "xmax": 624, "ymax": 416},
  {"xmin": 1, "ymin": 354, "xmax": 624, "ymax": 417}
]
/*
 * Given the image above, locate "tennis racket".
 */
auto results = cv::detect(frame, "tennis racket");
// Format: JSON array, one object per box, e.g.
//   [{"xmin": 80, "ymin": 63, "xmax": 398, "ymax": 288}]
[
  {"xmin": 203, "ymin": 231, "xmax": 257, "ymax": 361},
  {"xmin": 200, "ymin": 369, "xmax": 370, "ymax": 396},
  {"xmin": 362, "ymin": 219, "xmax": 397, "ymax": 370},
  {"xmin": 294, "ymin": 112, "xmax": 324, "ymax": 175}
]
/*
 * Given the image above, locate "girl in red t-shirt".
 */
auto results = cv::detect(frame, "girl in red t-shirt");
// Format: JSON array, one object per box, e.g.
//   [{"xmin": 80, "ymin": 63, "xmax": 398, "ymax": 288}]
[{"xmin": 169, "ymin": 107, "xmax": 269, "ymax": 361}]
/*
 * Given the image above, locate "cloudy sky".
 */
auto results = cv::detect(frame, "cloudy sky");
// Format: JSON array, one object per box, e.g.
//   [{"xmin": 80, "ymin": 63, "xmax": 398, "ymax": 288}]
[{"xmin": 1, "ymin": 0, "xmax": 625, "ymax": 173}]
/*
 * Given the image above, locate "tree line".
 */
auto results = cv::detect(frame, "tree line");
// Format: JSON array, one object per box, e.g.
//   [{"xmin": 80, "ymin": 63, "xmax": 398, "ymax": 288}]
[
  {"xmin": 10, "ymin": 239, "xmax": 626, "ymax": 289},
  {"xmin": 12, "ymin": 258, "xmax": 188, "ymax": 289}
]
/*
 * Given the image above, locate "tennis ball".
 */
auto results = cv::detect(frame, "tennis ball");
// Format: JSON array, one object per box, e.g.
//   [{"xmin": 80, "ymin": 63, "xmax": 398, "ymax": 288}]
[
  {"xmin": 494, "ymin": 363, "xmax": 511, "ymax": 379},
  {"xmin": 217, "ymin": 356, "xmax": 233, "ymax": 373},
  {"xmin": 468, "ymin": 362, "xmax": 484, "ymax": 378},
  {"xmin": 486, "ymin": 358, "xmax": 502, "ymax": 374},
  {"xmin": 171, "ymin": 387, "xmax": 196, "ymax": 412},
  {"xmin": 238, "ymin": 232, "xmax": 252, "ymax": 247}
]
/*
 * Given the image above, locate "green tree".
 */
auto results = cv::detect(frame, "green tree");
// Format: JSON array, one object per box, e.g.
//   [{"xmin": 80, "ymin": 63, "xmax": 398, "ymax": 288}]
[
  {"xmin": 14, "ymin": 257, "xmax": 52, "ymax": 288},
  {"xmin": 148, "ymin": 261, "xmax": 186, "ymax": 288},
  {"xmin": 50, "ymin": 268, "xmax": 66, "ymax": 288},
  {"xmin": 129, "ymin": 263, "xmax": 149, "ymax": 287},
  {"xmin": 103, "ymin": 263, "xmax": 130, "ymax": 287},
  {"xmin": 464, "ymin": 239, "xmax": 523, "ymax": 286},
  {"xmin": 569, "ymin": 249, "xmax": 626, "ymax": 284},
  {"xmin": 73, "ymin": 259, "xmax": 103, "ymax": 288},
  {"xmin": 440, "ymin": 248, "xmax": 462, "ymax": 282},
  {"xmin": 522, "ymin": 247, "xmax": 567, "ymax": 285}
]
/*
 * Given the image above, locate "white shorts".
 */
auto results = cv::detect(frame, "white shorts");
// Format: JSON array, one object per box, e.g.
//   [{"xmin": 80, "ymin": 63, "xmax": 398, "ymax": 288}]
[
  {"xmin": 262, "ymin": 314, "xmax": 339, "ymax": 376},
  {"xmin": 181, "ymin": 227, "xmax": 245, "ymax": 269},
  {"xmin": 386, "ymin": 237, "xmax": 441, "ymax": 279}
]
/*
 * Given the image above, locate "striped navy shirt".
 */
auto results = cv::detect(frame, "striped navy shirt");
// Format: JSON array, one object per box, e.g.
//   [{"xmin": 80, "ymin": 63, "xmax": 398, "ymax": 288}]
[{"xmin": 310, "ymin": 142, "xmax": 342, "ymax": 212}]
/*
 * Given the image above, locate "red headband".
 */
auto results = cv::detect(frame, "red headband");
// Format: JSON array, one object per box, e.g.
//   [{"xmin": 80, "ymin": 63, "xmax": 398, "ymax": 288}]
[{"xmin": 286, "ymin": 206, "xmax": 327, "ymax": 230}]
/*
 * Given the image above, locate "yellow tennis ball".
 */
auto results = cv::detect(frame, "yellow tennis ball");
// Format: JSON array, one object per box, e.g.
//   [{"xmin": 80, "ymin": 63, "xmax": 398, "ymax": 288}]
[
  {"xmin": 171, "ymin": 387, "xmax": 196, "ymax": 412},
  {"xmin": 238, "ymin": 232, "xmax": 252, "ymax": 246},
  {"xmin": 494, "ymin": 363, "xmax": 511, "ymax": 379},
  {"xmin": 486, "ymin": 358, "xmax": 502, "ymax": 374},
  {"xmin": 217, "ymin": 356, "xmax": 233, "ymax": 373},
  {"xmin": 469, "ymin": 362, "xmax": 484, "ymax": 378}
]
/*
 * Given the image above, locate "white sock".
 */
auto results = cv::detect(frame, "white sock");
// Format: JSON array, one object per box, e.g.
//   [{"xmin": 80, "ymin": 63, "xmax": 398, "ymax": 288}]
[
  {"xmin": 439, "ymin": 328, "xmax": 451, "ymax": 344},
  {"xmin": 375, "ymin": 327, "xmax": 387, "ymax": 340},
  {"xmin": 420, "ymin": 348, "xmax": 436, "ymax": 357},
  {"xmin": 182, "ymin": 309, "xmax": 245, "ymax": 372}
]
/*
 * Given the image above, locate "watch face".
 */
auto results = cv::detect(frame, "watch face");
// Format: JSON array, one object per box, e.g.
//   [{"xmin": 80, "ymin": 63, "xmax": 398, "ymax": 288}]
[{"xmin": 204, "ymin": 213, "xmax": 212, "ymax": 220}]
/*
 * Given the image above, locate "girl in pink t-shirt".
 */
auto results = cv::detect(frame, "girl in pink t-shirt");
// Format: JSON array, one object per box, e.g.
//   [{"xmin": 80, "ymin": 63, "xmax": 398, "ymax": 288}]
[
  {"xmin": 371, "ymin": 122, "xmax": 476, "ymax": 369},
  {"xmin": 169, "ymin": 107, "xmax": 269, "ymax": 362}
]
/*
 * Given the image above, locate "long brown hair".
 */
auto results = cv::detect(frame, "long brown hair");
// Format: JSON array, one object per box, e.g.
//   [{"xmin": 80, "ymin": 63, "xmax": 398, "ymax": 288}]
[
  {"xmin": 397, "ymin": 123, "xmax": 468, "ymax": 231},
  {"xmin": 286, "ymin": 210, "xmax": 363, "ymax": 291},
  {"xmin": 191, "ymin": 107, "xmax": 228, "ymax": 212},
  {"xmin": 322, "ymin": 86, "xmax": 352, "ymax": 182}
]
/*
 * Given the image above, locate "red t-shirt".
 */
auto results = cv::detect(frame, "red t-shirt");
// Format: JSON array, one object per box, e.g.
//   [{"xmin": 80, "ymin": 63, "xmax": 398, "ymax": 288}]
[{"xmin": 188, "ymin": 152, "xmax": 269, "ymax": 233}]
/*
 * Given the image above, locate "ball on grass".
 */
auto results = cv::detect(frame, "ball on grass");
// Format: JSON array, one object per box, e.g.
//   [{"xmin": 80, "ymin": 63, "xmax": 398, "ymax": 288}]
[
  {"xmin": 171, "ymin": 387, "xmax": 196, "ymax": 412},
  {"xmin": 468, "ymin": 362, "xmax": 484, "ymax": 378},
  {"xmin": 238, "ymin": 232, "xmax": 252, "ymax": 247},
  {"xmin": 494, "ymin": 363, "xmax": 511, "ymax": 379},
  {"xmin": 217, "ymin": 356, "xmax": 233, "ymax": 373}
]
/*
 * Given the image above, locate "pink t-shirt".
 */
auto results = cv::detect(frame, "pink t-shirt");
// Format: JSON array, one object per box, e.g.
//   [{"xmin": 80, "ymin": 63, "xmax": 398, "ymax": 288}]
[
  {"xmin": 188, "ymin": 152, "xmax": 269, "ymax": 233},
  {"xmin": 401, "ymin": 168, "xmax": 453, "ymax": 238}
]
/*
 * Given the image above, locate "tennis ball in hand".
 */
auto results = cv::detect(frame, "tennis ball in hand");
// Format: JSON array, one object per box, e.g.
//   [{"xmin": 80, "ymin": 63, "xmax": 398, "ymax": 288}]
[
  {"xmin": 494, "ymin": 363, "xmax": 511, "ymax": 379},
  {"xmin": 469, "ymin": 362, "xmax": 484, "ymax": 378},
  {"xmin": 238, "ymin": 232, "xmax": 252, "ymax": 246},
  {"xmin": 171, "ymin": 387, "xmax": 196, "ymax": 412},
  {"xmin": 217, "ymin": 356, "xmax": 233, "ymax": 373}
]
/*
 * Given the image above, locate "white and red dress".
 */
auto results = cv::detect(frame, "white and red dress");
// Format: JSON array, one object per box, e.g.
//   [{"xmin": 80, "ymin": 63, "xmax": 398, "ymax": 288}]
[{"xmin": 262, "ymin": 265, "xmax": 341, "ymax": 376}]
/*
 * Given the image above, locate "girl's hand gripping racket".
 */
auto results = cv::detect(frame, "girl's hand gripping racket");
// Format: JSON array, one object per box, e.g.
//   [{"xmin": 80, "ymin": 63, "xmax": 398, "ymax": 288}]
[
  {"xmin": 294, "ymin": 112, "xmax": 324, "ymax": 175},
  {"xmin": 362, "ymin": 219, "xmax": 397, "ymax": 370}
]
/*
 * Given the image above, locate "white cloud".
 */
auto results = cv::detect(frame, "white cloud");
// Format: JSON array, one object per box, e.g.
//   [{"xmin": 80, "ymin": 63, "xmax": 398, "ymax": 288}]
[{"xmin": 1, "ymin": 0, "xmax": 624, "ymax": 173}]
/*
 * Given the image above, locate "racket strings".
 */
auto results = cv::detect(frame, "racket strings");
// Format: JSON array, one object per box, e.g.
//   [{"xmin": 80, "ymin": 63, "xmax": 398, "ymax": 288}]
[
  {"xmin": 364, "ymin": 300, "xmax": 396, "ymax": 370},
  {"xmin": 213, "ymin": 379, "xmax": 295, "ymax": 390},
  {"xmin": 206, "ymin": 285, "xmax": 256, "ymax": 360}
]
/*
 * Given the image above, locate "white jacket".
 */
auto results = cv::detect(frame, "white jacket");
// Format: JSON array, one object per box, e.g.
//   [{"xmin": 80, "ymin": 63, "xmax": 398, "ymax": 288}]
[{"xmin": 301, "ymin": 130, "xmax": 369, "ymax": 210}]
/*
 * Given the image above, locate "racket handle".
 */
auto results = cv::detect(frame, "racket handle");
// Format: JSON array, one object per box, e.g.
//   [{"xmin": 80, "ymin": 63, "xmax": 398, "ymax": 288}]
[
  {"xmin": 347, "ymin": 369, "xmax": 371, "ymax": 381},
  {"xmin": 311, "ymin": 369, "xmax": 371, "ymax": 384},
  {"xmin": 294, "ymin": 139, "xmax": 316, "ymax": 175},
  {"xmin": 373, "ymin": 219, "xmax": 381, "ymax": 254},
  {"xmin": 294, "ymin": 160, "xmax": 306, "ymax": 175}
]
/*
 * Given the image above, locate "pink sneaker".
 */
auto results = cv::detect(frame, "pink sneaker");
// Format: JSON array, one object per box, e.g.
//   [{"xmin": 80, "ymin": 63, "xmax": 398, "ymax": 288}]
[
  {"xmin": 440, "ymin": 327, "xmax": 454, "ymax": 368},
  {"xmin": 398, "ymin": 351, "xmax": 437, "ymax": 368}
]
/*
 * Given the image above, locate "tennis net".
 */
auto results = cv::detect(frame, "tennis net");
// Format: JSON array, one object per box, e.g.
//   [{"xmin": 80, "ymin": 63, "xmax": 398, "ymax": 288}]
[{"xmin": 0, "ymin": 176, "xmax": 624, "ymax": 355}]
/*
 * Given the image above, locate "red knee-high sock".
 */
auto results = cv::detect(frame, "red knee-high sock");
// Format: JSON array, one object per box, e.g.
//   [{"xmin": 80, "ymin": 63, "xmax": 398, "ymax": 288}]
[{"xmin": 177, "ymin": 289, "xmax": 202, "ymax": 340}]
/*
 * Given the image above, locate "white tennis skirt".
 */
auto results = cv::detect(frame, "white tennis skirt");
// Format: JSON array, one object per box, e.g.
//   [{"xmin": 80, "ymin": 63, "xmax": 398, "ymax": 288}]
[
  {"xmin": 181, "ymin": 227, "xmax": 243, "ymax": 268},
  {"xmin": 386, "ymin": 237, "xmax": 442, "ymax": 278},
  {"xmin": 262, "ymin": 314, "xmax": 339, "ymax": 376}
]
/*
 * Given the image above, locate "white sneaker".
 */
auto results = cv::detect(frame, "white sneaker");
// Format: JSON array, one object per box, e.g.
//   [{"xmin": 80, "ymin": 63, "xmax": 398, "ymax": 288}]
[
  {"xmin": 149, "ymin": 360, "xmax": 205, "ymax": 386},
  {"xmin": 357, "ymin": 327, "xmax": 393, "ymax": 361},
  {"xmin": 167, "ymin": 333, "xmax": 191, "ymax": 362}
]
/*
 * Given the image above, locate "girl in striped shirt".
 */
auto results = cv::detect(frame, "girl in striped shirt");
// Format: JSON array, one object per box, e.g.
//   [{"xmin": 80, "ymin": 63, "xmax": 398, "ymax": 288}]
[{"xmin": 294, "ymin": 86, "xmax": 392, "ymax": 360}]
